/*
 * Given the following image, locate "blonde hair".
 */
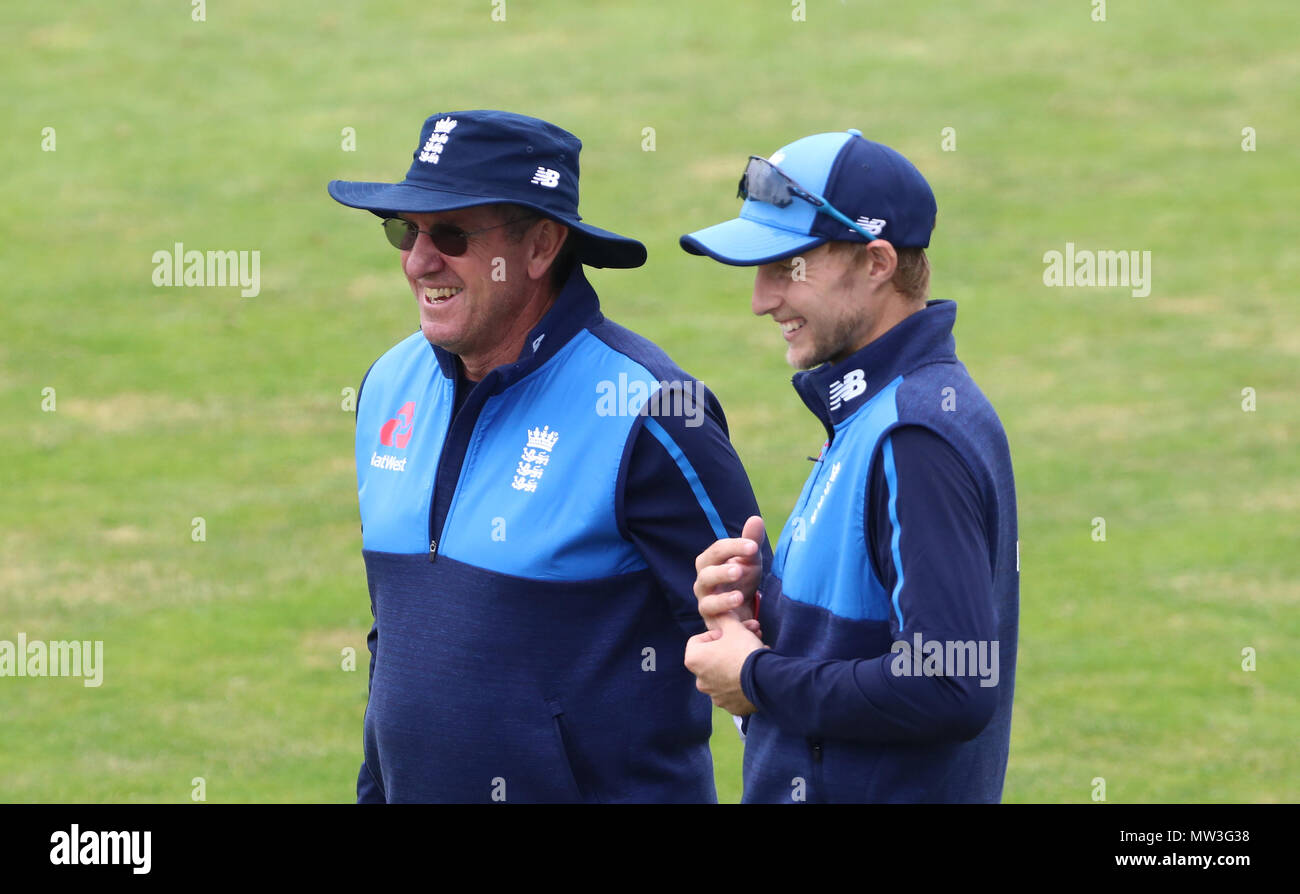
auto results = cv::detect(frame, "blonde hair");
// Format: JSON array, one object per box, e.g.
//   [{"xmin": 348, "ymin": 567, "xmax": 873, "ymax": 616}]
[{"xmin": 891, "ymin": 247, "xmax": 930, "ymax": 303}]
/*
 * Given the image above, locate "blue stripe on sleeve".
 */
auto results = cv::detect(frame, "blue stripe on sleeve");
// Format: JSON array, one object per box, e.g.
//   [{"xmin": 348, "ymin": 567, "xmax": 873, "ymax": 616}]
[
  {"xmin": 882, "ymin": 435, "xmax": 906, "ymax": 629},
  {"xmin": 642, "ymin": 417, "xmax": 729, "ymax": 541}
]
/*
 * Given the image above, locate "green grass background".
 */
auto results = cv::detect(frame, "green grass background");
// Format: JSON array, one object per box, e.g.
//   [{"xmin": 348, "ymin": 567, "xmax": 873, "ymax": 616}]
[{"xmin": 2, "ymin": 0, "xmax": 1296, "ymax": 803}]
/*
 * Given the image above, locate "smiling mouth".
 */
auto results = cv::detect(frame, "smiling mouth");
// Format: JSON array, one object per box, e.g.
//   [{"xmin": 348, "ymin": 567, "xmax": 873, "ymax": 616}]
[
  {"xmin": 424, "ymin": 286, "xmax": 464, "ymax": 305},
  {"xmin": 779, "ymin": 318, "xmax": 806, "ymax": 338}
]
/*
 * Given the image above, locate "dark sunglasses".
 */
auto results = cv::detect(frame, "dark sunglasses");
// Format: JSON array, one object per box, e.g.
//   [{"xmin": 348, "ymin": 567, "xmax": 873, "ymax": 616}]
[
  {"xmin": 737, "ymin": 155, "xmax": 877, "ymax": 242},
  {"xmin": 380, "ymin": 214, "xmax": 536, "ymax": 255}
]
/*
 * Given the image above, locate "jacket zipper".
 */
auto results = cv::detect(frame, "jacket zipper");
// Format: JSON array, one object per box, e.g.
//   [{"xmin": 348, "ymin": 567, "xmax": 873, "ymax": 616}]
[
  {"xmin": 776, "ymin": 440, "xmax": 833, "ymax": 571},
  {"xmin": 427, "ymin": 369, "xmax": 489, "ymax": 563},
  {"xmin": 810, "ymin": 739, "xmax": 825, "ymax": 803}
]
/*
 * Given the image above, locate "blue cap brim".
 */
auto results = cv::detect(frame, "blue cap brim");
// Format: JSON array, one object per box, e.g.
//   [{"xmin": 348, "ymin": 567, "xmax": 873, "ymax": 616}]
[
  {"xmin": 328, "ymin": 179, "xmax": 647, "ymax": 269},
  {"xmin": 679, "ymin": 216, "xmax": 827, "ymax": 266}
]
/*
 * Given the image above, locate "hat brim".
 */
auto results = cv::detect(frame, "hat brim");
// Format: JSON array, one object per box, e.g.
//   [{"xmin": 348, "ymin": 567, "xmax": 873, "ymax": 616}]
[
  {"xmin": 328, "ymin": 179, "xmax": 646, "ymax": 269},
  {"xmin": 679, "ymin": 217, "xmax": 827, "ymax": 266}
]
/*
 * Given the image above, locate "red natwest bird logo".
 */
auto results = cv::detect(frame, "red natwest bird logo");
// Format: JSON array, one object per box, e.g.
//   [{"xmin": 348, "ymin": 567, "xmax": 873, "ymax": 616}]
[{"xmin": 380, "ymin": 402, "xmax": 415, "ymax": 449}]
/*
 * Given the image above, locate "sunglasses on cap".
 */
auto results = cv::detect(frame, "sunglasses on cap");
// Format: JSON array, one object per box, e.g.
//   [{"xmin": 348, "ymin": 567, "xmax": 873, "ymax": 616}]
[
  {"xmin": 380, "ymin": 214, "xmax": 537, "ymax": 255},
  {"xmin": 737, "ymin": 155, "xmax": 878, "ymax": 243}
]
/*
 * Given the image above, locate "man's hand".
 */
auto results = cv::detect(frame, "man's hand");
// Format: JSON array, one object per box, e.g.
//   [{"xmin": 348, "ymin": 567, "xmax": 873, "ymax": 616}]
[
  {"xmin": 684, "ymin": 614, "xmax": 767, "ymax": 716},
  {"xmin": 693, "ymin": 515, "xmax": 766, "ymax": 631}
]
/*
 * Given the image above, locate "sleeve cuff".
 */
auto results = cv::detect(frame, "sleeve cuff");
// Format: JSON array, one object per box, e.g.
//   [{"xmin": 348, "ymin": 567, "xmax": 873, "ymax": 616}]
[{"xmin": 740, "ymin": 647, "xmax": 774, "ymax": 712}]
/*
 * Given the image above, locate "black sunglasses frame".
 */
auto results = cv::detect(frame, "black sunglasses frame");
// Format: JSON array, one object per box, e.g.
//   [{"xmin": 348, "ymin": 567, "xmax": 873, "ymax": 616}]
[
  {"xmin": 737, "ymin": 155, "xmax": 820, "ymax": 208},
  {"xmin": 381, "ymin": 214, "xmax": 538, "ymax": 255},
  {"xmin": 736, "ymin": 155, "xmax": 878, "ymax": 243}
]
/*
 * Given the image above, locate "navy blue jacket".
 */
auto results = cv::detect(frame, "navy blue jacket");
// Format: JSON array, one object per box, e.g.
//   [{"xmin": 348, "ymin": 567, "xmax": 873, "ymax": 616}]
[
  {"xmin": 739, "ymin": 300, "xmax": 1019, "ymax": 803},
  {"xmin": 353, "ymin": 266, "xmax": 764, "ymax": 803}
]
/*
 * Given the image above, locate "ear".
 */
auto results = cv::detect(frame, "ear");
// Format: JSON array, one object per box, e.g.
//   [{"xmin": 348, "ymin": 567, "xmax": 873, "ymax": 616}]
[
  {"xmin": 863, "ymin": 239, "xmax": 898, "ymax": 283},
  {"xmin": 525, "ymin": 219, "xmax": 570, "ymax": 282}
]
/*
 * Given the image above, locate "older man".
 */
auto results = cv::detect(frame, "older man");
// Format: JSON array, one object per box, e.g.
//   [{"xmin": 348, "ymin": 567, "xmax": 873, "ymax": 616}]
[
  {"xmin": 680, "ymin": 129, "xmax": 1019, "ymax": 803},
  {"xmin": 328, "ymin": 110, "xmax": 764, "ymax": 803}
]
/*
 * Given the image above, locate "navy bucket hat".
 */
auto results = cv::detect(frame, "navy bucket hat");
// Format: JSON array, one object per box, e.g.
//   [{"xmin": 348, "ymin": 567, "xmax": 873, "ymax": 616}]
[{"xmin": 329, "ymin": 110, "xmax": 646, "ymax": 269}]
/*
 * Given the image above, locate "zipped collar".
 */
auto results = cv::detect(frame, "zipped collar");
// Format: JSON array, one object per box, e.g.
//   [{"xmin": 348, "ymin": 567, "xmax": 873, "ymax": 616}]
[
  {"xmin": 428, "ymin": 263, "xmax": 605, "ymax": 388},
  {"xmin": 422, "ymin": 263, "xmax": 606, "ymax": 563},
  {"xmin": 792, "ymin": 299, "xmax": 959, "ymax": 440}
]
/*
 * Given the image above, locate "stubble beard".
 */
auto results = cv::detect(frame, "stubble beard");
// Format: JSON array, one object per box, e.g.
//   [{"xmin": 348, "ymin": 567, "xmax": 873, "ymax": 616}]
[{"xmin": 790, "ymin": 307, "xmax": 867, "ymax": 370}]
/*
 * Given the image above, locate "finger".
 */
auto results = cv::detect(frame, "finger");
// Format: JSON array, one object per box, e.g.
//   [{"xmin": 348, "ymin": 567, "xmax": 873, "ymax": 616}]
[
  {"xmin": 715, "ymin": 612, "xmax": 750, "ymax": 634},
  {"xmin": 717, "ymin": 613, "xmax": 762, "ymax": 643},
  {"xmin": 693, "ymin": 563, "xmax": 749, "ymax": 599},
  {"xmin": 741, "ymin": 619, "xmax": 762, "ymax": 636},
  {"xmin": 687, "ymin": 628, "xmax": 723, "ymax": 647},
  {"xmin": 697, "ymin": 591, "xmax": 744, "ymax": 619},
  {"xmin": 694, "ymin": 536, "xmax": 761, "ymax": 573},
  {"xmin": 741, "ymin": 515, "xmax": 766, "ymax": 548}
]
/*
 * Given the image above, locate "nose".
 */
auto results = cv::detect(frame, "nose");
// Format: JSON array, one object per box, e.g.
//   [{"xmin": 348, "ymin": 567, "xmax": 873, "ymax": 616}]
[
  {"xmin": 403, "ymin": 230, "xmax": 448, "ymax": 279},
  {"xmin": 751, "ymin": 269, "xmax": 783, "ymax": 317}
]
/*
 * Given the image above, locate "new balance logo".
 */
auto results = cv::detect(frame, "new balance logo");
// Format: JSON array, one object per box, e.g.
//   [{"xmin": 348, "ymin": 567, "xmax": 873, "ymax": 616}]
[
  {"xmin": 530, "ymin": 167, "xmax": 560, "ymax": 188},
  {"xmin": 418, "ymin": 118, "xmax": 458, "ymax": 164},
  {"xmin": 854, "ymin": 216, "xmax": 886, "ymax": 236},
  {"xmin": 828, "ymin": 369, "xmax": 867, "ymax": 410}
]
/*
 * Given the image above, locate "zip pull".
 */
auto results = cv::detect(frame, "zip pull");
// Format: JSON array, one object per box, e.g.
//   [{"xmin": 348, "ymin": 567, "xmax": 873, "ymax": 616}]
[
  {"xmin": 428, "ymin": 539, "xmax": 438, "ymax": 562},
  {"xmin": 811, "ymin": 741, "xmax": 823, "ymax": 763}
]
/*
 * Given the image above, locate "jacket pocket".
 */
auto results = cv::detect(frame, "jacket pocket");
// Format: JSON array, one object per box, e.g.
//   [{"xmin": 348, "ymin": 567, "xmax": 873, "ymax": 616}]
[{"xmin": 546, "ymin": 697, "xmax": 598, "ymax": 803}]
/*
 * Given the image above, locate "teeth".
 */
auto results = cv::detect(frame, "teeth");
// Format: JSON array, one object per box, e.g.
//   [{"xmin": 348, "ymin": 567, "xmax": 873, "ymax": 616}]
[
  {"xmin": 780, "ymin": 319, "xmax": 805, "ymax": 334},
  {"xmin": 425, "ymin": 286, "xmax": 463, "ymax": 302}
]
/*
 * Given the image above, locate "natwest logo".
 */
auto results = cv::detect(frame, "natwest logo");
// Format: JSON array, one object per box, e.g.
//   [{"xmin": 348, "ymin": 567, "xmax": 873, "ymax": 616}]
[{"xmin": 380, "ymin": 401, "xmax": 416, "ymax": 448}]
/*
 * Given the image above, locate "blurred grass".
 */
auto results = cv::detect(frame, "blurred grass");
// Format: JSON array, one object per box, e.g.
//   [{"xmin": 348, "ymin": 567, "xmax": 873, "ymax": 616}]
[{"xmin": 1, "ymin": 0, "xmax": 1296, "ymax": 802}]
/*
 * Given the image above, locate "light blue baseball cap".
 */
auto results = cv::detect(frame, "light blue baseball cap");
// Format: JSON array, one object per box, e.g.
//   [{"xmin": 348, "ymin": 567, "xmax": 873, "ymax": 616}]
[{"xmin": 680, "ymin": 129, "xmax": 937, "ymax": 266}]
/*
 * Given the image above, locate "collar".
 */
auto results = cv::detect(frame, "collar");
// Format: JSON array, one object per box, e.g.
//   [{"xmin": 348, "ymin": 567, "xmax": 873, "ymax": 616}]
[
  {"xmin": 792, "ymin": 299, "xmax": 959, "ymax": 438},
  {"xmin": 429, "ymin": 263, "xmax": 605, "ymax": 389}
]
